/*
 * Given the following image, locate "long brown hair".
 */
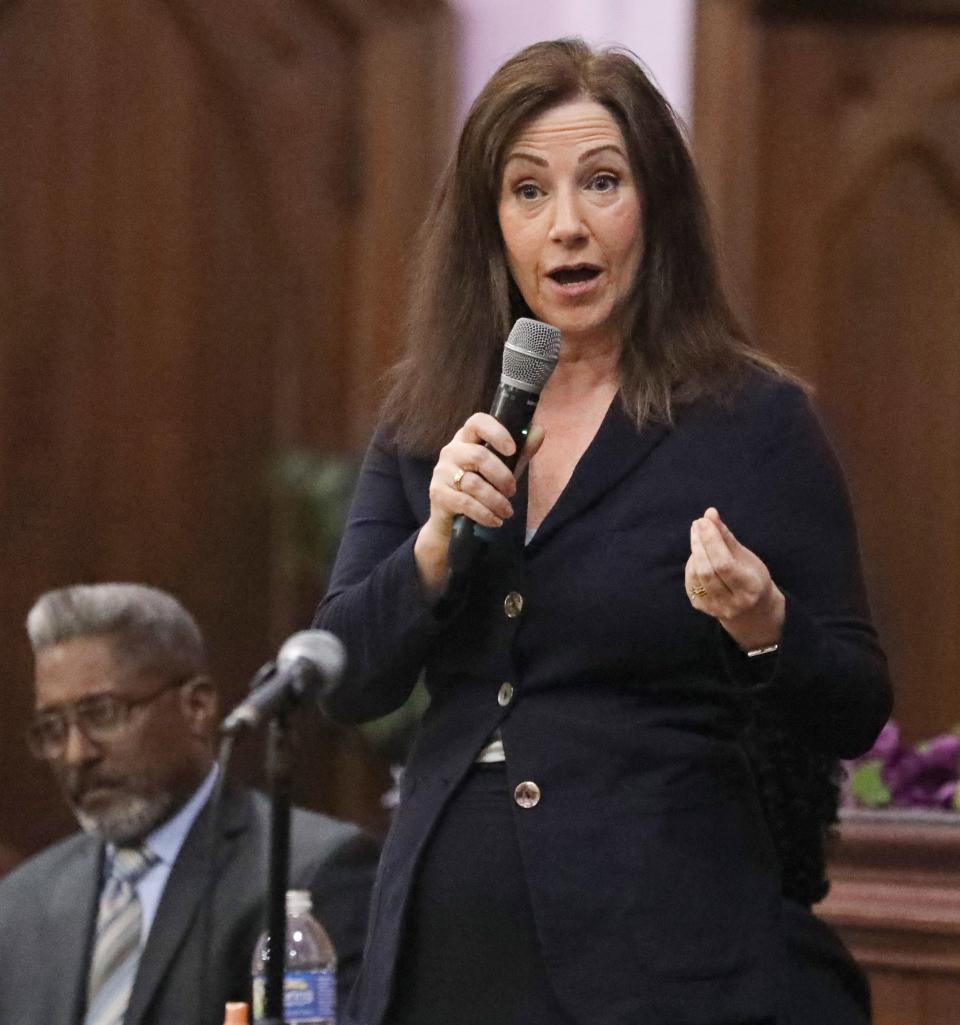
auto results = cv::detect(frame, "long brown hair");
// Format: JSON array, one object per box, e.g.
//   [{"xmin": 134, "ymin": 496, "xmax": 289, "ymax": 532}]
[{"xmin": 382, "ymin": 38, "xmax": 784, "ymax": 455}]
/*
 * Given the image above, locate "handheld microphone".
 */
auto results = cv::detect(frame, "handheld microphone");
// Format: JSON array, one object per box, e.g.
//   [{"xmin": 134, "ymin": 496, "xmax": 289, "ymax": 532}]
[
  {"xmin": 447, "ymin": 317, "xmax": 561, "ymax": 581},
  {"xmin": 220, "ymin": 630, "xmax": 346, "ymax": 736}
]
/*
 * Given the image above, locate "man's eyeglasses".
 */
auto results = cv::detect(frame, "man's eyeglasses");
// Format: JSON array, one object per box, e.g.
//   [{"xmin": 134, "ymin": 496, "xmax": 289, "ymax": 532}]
[{"xmin": 26, "ymin": 677, "xmax": 191, "ymax": 760}]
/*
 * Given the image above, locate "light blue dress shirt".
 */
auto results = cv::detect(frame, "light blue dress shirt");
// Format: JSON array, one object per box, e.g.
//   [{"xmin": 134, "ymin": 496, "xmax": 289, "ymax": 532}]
[{"xmin": 104, "ymin": 765, "xmax": 218, "ymax": 940}]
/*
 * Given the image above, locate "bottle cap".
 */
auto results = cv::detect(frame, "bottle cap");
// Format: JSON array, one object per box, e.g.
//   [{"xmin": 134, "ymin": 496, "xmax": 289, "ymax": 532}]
[
  {"xmin": 286, "ymin": 889, "xmax": 313, "ymax": 915},
  {"xmin": 223, "ymin": 1002, "xmax": 249, "ymax": 1025}
]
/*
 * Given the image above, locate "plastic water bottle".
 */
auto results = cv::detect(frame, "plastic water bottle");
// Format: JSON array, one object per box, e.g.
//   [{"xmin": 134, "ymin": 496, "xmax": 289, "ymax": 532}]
[{"xmin": 251, "ymin": 890, "xmax": 337, "ymax": 1024}]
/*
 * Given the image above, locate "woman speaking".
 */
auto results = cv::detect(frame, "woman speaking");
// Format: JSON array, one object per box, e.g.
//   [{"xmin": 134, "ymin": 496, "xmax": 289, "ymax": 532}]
[{"xmin": 315, "ymin": 38, "xmax": 892, "ymax": 1025}]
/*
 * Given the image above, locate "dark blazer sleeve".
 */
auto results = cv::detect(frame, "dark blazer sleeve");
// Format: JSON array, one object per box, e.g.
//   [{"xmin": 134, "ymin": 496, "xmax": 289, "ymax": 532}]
[
  {"xmin": 0, "ymin": 835, "xmax": 101, "ymax": 1025},
  {"xmin": 313, "ymin": 428, "xmax": 443, "ymax": 724},
  {"xmin": 718, "ymin": 381, "xmax": 892, "ymax": 757}
]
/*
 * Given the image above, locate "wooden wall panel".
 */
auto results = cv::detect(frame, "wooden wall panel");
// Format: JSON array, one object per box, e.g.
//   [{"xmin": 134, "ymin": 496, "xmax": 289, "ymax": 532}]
[
  {"xmin": 870, "ymin": 972, "xmax": 923, "ymax": 1025},
  {"xmin": 0, "ymin": 0, "xmax": 453, "ymax": 865},
  {"xmin": 345, "ymin": 12, "xmax": 458, "ymax": 450},
  {"xmin": 694, "ymin": 4, "xmax": 960, "ymax": 742},
  {"xmin": 758, "ymin": 0, "xmax": 960, "ymax": 19},
  {"xmin": 820, "ymin": 151, "xmax": 960, "ymax": 739},
  {"xmin": 693, "ymin": 0, "xmax": 763, "ymax": 332}
]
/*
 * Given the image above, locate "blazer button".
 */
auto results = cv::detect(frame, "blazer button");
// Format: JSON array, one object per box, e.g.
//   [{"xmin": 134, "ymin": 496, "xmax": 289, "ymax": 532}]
[
  {"xmin": 497, "ymin": 682, "xmax": 514, "ymax": 707},
  {"xmin": 514, "ymin": 781, "xmax": 541, "ymax": 808},
  {"xmin": 503, "ymin": 591, "xmax": 524, "ymax": 618}
]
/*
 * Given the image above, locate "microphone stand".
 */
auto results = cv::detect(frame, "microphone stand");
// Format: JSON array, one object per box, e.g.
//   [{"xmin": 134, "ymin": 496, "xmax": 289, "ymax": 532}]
[
  {"xmin": 215, "ymin": 645, "xmax": 335, "ymax": 1024},
  {"xmin": 263, "ymin": 709, "xmax": 293, "ymax": 1025}
]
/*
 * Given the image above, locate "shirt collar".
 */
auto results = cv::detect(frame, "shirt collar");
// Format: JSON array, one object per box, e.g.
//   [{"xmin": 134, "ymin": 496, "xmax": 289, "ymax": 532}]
[{"xmin": 107, "ymin": 763, "xmax": 219, "ymax": 868}]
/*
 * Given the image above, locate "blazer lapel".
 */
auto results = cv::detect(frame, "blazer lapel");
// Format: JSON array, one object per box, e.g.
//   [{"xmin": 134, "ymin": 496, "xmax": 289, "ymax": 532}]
[
  {"xmin": 123, "ymin": 787, "xmax": 249, "ymax": 1025},
  {"xmin": 527, "ymin": 397, "xmax": 669, "ymax": 550},
  {"xmin": 48, "ymin": 837, "xmax": 103, "ymax": 1025}
]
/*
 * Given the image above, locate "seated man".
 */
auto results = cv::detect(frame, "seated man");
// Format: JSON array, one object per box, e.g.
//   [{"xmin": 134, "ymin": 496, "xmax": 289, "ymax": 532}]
[{"xmin": 0, "ymin": 583, "xmax": 380, "ymax": 1025}]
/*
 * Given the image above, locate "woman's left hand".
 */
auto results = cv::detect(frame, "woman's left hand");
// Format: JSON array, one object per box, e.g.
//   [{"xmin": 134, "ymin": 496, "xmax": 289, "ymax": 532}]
[{"xmin": 685, "ymin": 507, "xmax": 786, "ymax": 652}]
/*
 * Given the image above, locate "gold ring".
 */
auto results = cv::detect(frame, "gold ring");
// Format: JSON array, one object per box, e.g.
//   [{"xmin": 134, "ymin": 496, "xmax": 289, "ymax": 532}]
[
  {"xmin": 452, "ymin": 468, "xmax": 466, "ymax": 492},
  {"xmin": 689, "ymin": 584, "xmax": 708, "ymax": 599}
]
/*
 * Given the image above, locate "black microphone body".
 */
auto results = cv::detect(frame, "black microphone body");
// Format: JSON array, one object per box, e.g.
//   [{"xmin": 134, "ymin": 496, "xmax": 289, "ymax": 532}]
[
  {"xmin": 486, "ymin": 382, "xmax": 542, "ymax": 473},
  {"xmin": 220, "ymin": 630, "xmax": 345, "ymax": 736},
  {"xmin": 447, "ymin": 317, "xmax": 561, "ymax": 583}
]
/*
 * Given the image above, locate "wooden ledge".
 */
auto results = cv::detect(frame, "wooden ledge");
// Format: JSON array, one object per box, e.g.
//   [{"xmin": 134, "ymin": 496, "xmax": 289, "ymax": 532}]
[{"xmin": 820, "ymin": 809, "xmax": 960, "ymax": 971}]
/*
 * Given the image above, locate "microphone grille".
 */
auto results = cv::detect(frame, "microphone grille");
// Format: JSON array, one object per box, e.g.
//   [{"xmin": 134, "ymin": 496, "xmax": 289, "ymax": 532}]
[
  {"xmin": 501, "ymin": 318, "xmax": 561, "ymax": 392},
  {"xmin": 277, "ymin": 630, "xmax": 346, "ymax": 682}
]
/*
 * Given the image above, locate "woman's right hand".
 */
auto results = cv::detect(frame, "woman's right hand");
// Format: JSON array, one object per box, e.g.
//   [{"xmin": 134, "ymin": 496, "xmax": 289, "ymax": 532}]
[{"xmin": 414, "ymin": 413, "xmax": 545, "ymax": 599}]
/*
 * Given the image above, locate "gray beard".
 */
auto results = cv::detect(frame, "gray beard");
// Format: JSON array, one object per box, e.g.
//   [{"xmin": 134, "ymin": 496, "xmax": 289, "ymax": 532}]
[{"xmin": 76, "ymin": 790, "xmax": 177, "ymax": 846}]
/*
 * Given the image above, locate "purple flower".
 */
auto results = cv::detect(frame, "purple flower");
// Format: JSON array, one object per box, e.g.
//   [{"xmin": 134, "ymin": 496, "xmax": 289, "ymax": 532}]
[
  {"xmin": 868, "ymin": 720, "xmax": 904, "ymax": 762},
  {"xmin": 920, "ymin": 733, "xmax": 960, "ymax": 770},
  {"xmin": 844, "ymin": 720, "xmax": 960, "ymax": 811}
]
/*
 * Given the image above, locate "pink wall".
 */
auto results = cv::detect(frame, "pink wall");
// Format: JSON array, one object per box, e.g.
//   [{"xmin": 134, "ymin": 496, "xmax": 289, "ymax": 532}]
[{"xmin": 450, "ymin": 0, "xmax": 695, "ymax": 129}]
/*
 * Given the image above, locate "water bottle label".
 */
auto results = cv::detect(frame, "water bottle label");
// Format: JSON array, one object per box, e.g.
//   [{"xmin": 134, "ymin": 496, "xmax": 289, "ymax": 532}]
[
  {"xmin": 286, "ymin": 969, "xmax": 336, "ymax": 1023},
  {"xmin": 252, "ymin": 970, "xmax": 336, "ymax": 1023}
]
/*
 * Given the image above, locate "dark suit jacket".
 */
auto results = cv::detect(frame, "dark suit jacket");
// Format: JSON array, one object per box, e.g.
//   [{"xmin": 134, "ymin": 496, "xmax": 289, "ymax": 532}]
[
  {"xmin": 315, "ymin": 372, "xmax": 892, "ymax": 1025},
  {"xmin": 0, "ymin": 785, "xmax": 380, "ymax": 1025}
]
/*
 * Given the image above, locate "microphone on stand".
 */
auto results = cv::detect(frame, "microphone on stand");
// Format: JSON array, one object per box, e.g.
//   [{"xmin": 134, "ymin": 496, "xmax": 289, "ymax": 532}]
[
  {"xmin": 219, "ymin": 630, "xmax": 346, "ymax": 736},
  {"xmin": 446, "ymin": 317, "xmax": 561, "ymax": 585},
  {"xmin": 215, "ymin": 630, "xmax": 346, "ymax": 1023}
]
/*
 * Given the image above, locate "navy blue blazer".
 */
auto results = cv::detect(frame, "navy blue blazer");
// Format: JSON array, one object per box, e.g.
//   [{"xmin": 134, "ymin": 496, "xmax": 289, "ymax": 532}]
[{"xmin": 316, "ymin": 372, "xmax": 891, "ymax": 1025}]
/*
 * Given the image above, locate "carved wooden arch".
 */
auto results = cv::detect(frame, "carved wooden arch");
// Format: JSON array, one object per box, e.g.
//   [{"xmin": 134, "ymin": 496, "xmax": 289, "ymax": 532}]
[
  {"xmin": 0, "ymin": 0, "xmax": 453, "ymax": 864},
  {"xmin": 814, "ymin": 133, "xmax": 960, "ymax": 729}
]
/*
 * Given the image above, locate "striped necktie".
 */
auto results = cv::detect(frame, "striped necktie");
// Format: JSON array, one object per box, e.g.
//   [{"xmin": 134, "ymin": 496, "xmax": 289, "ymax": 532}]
[{"xmin": 84, "ymin": 845, "xmax": 159, "ymax": 1025}]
